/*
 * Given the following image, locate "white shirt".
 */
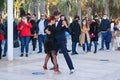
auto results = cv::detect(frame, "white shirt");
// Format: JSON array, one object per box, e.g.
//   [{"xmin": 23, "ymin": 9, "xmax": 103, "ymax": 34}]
[
  {"xmin": 38, "ymin": 19, "xmax": 45, "ymax": 35},
  {"xmin": 111, "ymin": 23, "xmax": 114, "ymax": 31},
  {"xmin": 55, "ymin": 18, "xmax": 60, "ymax": 27}
]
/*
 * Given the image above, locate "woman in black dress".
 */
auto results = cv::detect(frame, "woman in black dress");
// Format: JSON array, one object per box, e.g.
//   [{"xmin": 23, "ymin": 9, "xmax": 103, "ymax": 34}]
[{"xmin": 43, "ymin": 16, "xmax": 60, "ymax": 73}]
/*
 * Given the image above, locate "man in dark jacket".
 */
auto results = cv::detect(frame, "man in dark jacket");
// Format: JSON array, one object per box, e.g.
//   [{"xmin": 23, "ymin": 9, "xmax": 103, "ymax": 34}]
[
  {"xmin": 53, "ymin": 11, "xmax": 75, "ymax": 74},
  {"xmin": 69, "ymin": 15, "xmax": 81, "ymax": 55},
  {"xmin": 3, "ymin": 20, "xmax": 18, "ymax": 57},
  {"xmin": 37, "ymin": 14, "xmax": 48, "ymax": 53},
  {"xmin": 99, "ymin": 14, "xmax": 110, "ymax": 50}
]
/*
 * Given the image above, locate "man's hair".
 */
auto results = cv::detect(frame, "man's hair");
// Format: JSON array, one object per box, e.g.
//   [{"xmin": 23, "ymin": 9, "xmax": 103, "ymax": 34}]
[{"xmin": 53, "ymin": 10, "xmax": 61, "ymax": 16}]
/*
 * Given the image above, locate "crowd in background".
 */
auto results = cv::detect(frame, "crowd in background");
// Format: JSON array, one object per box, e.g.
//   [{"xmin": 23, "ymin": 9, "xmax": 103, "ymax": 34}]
[{"xmin": 0, "ymin": 11, "xmax": 120, "ymax": 73}]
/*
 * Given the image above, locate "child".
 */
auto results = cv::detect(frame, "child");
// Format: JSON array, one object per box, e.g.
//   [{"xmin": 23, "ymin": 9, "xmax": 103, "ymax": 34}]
[{"xmin": 105, "ymin": 28, "xmax": 112, "ymax": 50}]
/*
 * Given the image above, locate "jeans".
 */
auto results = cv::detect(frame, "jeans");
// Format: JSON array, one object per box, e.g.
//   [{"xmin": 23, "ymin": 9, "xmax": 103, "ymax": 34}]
[
  {"xmin": 38, "ymin": 34, "xmax": 46, "ymax": 52},
  {"xmin": 101, "ymin": 31, "xmax": 107, "ymax": 49},
  {"xmin": 82, "ymin": 34, "xmax": 90, "ymax": 52},
  {"xmin": 90, "ymin": 41, "xmax": 98, "ymax": 52},
  {"xmin": 4, "ymin": 39, "xmax": 7, "ymax": 55},
  {"xmin": 105, "ymin": 42, "xmax": 110, "ymax": 50},
  {"xmin": 21, "ymin": 36, "xmax": 30, "ymax": 54},
  {"xmin": 56, "ymin": 41, "xmax": 74, "ymax": 70},
  {"xmin": 0, "ymin": 41, "xmax": 2, "ymax": 59},
  {"xmin": 72, "ymin": 42, "xmax": 77, "ymax": 53}
]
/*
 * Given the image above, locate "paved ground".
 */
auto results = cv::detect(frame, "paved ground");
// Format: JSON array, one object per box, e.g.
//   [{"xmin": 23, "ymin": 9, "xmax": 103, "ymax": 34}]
[{"xmin": 0, "ymin": 38, "xmax": 120, "ymax": 80}]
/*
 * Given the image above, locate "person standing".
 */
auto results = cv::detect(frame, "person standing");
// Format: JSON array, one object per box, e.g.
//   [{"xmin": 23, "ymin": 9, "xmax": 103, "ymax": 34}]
[
  {"xmin": 99, "ymin": 14, "xmax": 110, "ymax": 50},
  {"xmin": 80, "ymin": 19, "xmax": 90, "ymax": 53},
  {"xmin": 17, "ymin": 16, "xmax": 32, "ymax": 57},
  {"xmin": 37, "ymin": 14, "xmax": 48, "ymax": 53},
  {"xmin": 53, "ymin": 11, "xmax": 75, "ymax": 74},
  {"xmin": 89, "ymin": 19, "xmax": 99, "ymax": 53},
  {"xmin": 0, "ymin": 18, "xmax": 4, "ymax": 59},
  {"xmin": 69, "ymin": 15, "xmax": 81, "ymax": 55},
  {"xmin": 30, "ymin": 14, "xmax": 39, "ymax": 53}
]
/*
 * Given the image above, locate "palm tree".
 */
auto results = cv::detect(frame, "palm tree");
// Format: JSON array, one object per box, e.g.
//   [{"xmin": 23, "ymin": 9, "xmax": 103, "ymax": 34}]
[{"xmin": 77, "ymin": 0, "xmax": 82, "ymax": 25}]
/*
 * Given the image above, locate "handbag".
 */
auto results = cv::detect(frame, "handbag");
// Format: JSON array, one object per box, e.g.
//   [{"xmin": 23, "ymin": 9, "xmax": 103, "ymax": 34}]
[
  {"xmin": 90, "ymin": 33, "xmax": 95, "ymax": 38},
  {"xmin": 14, "ymin": 39, "xmax": 20, "ymax": 48}
]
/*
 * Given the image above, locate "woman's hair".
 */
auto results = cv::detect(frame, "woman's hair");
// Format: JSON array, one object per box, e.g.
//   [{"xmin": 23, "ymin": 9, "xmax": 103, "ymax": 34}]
[
  {"xmin": 116, "ymin": 18, "xmax": 120, "ymax": 25},
  {"xmin": 74, "ymin": 15, "xmax": 80, "ymax": 20},
  {"xmin": 81, "ymin": 19, "xmax": 89, "ymax": 29},
  {"xmin": 47, "ymin": 16, "xmax": 55, "ymax": 22}
]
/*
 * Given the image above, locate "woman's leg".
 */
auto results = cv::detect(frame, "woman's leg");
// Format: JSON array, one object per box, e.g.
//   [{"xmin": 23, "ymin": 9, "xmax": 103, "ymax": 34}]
[
  {"xmin": 25, "ymin": 36, "xmax": 30, "ymax": 56},
  {"xmin": 94, "ymin": 41, "xmax": 98, "ymax": 53},
  {"xmin": 51, "ymin": 50, "xmax": 59, "ymax": 72},
  {"xmin": 43, "ymin": 54, "xmax": 50, "ymax": 70}
]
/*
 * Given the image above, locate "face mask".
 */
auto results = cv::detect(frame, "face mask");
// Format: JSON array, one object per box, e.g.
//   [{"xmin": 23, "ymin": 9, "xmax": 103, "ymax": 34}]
[
  {"xmin": 103, "ymin": 17, "xmax": 107, "ymax": 19},
  {"xmin": 22, "ymin": 19, "xmax": 27, "ymax": 23},
  {"xmin": 83, "ymin": 21, "xmax": 86, "ymax": 25}
]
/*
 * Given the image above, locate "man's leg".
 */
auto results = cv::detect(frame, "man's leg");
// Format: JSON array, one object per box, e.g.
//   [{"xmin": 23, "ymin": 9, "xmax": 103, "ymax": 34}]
[
  {"xmin": 0, "ymin": 41, "xmax": 2, "ymax": 59},
  {"xmin": 38, "ymin": 34, "xmax": 43, "ymax": 53},
  {"xmin": 3, "ymin": 39, "xmax": 7, "ymax": 57},
  {"xmin": 60, "ymin": 41, "xmax": 74, "ymax": 70}
]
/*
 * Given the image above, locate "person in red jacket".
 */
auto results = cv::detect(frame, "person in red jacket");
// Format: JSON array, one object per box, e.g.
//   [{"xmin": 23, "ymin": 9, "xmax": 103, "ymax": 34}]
[
  {"xmin": 0, "ymin": 18, "xmax": 4, "ymax": 59},
  {"xmin": 17, "ymin": 16, "xmax": 32, "ymax": 57}
]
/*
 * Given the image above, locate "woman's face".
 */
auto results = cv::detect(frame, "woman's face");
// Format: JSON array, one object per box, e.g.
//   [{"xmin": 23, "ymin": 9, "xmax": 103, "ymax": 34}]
[
  {"xmin": 51, "ymin": 20, "xmax": 55, "ymax": 25},
  {"xmin": 61, "ymin": 16, "xmax": 65, "ymax": 20}
]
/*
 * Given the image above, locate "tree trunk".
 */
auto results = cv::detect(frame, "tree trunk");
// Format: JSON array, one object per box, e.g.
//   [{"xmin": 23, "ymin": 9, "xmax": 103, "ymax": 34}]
[
  {"xmin": 46, "ymin": 2, "xmax": 50, "ymax": 16},
  {"xmin": 35, "ymin": 0, "xmax": 39, "ymax": 19},
  {"xmin": 104, "ymin": 0, "xmax": 110, "ymax": 18},
  {"xmin": 87, "ymin": 1, "xmax": 92, "ymax": 20},
  {"xmin": 77, "ymin": 0, "xmax": 81, "ymax": 25},
  {"xmin": 40, "ymin": 0, "xmax": 46, "ymax": 14}
]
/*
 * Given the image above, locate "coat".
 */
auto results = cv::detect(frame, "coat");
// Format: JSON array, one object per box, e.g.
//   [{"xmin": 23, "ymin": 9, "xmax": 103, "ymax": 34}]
[
  {"xmin": 17, "ymin": 21, "xmax": 32, "ymax": 37},
  {"xmin": 0, "ymin": 24, "xmax": 4, "ymax": 40},
  {"xmin": 89, "ymin": 22, "xmax": 99, "ymax": 41},
  {"xmin": 80, "ymin": 26, "xmax": 90, "ymax": 45},
  {"xmin": 69, "ymin": 20, "xmax": 80, "ymax": 42}
]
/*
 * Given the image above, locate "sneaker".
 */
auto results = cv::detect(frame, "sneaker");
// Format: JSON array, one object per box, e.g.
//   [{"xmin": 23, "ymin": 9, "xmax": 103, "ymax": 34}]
[
  {"xmin": 20, "ymin": 54, "xmax": 23, "ymax": 57},
  {"xmin": 25, "ymin": 54, "xmax": 28, "ymax": 57},
  {"xmin": 37, "ymin": 51, "xmax": 42, "ymax": 54},
  {"xmin": 43, "ymin": 65, "xmax": 47, "ymax": 70},
  {"xmin": 70, "ymin": 69, "xmax": 75, "ymax": 74},
  {"xmin": 3, "ymin": 54, "xmax": 6, "ymax": 57},
  {"xmin": 99, "ymin": 48, "xmax": 104, "ymax": 50},
  {"xmin": 106, "ymin": 49, "xmax": 110, "ymax": 52},
  {"xmin": 67, "ymin": 50, "xmax": 71, "ymax": 52}
]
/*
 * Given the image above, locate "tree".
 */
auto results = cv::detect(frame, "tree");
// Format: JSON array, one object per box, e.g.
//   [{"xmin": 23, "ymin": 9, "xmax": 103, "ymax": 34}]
[
  {"xmin": 40, "ymin": 0, "xmax": 46, "ymax": 14},
  {"xmin": 0, "ymin": 0, "xmax": 5, "ymax": 14}
]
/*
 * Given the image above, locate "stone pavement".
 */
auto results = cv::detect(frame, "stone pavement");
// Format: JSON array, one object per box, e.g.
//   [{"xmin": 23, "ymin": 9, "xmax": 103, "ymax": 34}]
[{"xmin": 0, "ymin": 38, "xmax": 120, "ymax": 80}]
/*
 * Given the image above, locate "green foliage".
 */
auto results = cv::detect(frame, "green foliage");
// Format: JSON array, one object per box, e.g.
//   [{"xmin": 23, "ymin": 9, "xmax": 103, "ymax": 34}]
[{"xmin": 0, "ymin": 0, "xmax": 4, "ymax": 11}]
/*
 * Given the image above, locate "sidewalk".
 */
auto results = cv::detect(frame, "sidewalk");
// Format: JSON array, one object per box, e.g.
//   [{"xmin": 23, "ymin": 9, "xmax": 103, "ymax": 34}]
[{"xmin": 0, "ymin": 38, "xmax": 120, "ymax": 80}]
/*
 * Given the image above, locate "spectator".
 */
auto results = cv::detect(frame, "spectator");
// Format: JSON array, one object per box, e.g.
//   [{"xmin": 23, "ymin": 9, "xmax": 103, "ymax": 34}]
[
  {"xmin": 69, "ymin": 15, "xmax": 81, "ymax": 55},
  {"xmin": 99, "ymin": 14, "xmax": 110, "ymax": 50},
  {"xmin": 37, "ymin": 14, "xmax": 48, "ymax": 53},
  {"xmin": 17, "ymin": 16, "xmax": 32, "ymax": 57}
]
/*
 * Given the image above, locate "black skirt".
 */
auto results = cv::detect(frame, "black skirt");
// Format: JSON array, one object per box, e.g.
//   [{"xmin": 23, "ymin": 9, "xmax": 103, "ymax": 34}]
[{"xmin": 44, "ymin": 39, "xmax": 56, "ymax": 54}]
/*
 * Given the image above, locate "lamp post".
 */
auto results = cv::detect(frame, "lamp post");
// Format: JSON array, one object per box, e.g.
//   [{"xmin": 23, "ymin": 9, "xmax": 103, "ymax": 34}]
[{"xmin": 7, "ymin": 0, "xmax": 13, "ymax": 61}]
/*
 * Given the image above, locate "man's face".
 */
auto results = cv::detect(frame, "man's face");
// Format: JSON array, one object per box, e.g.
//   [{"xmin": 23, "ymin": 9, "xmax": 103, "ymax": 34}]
[
  {"xmin": 55, "ymin": 15, "xmax": 60, "ymax": 20},
  {"xmin": 41, "ymin": 15, "xmax": 45, "ymax": 19}
]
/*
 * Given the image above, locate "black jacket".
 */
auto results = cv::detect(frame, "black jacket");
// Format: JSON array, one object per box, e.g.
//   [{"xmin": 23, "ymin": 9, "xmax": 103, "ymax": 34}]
[
  {"xmin": 54, "ymin": 19, "xmax": 67, "ymax": 43},
  {"xmin": 30, "ymin": 20, "xmax": 39, "ymax": 34},
  {"xmin": 89, "ymin": 22, "xmax": 99, "ymax": 41},
  {"xmin": 69, "ymin": 20, "xmax": 80, "ymax": 42},
  {"xmin": 4, "ymin": 21, "xmax": 18, "ymax": 40},
  {"xmin": 0, "ymin": 24, "xmax": 5, "ymax": 34},
  {"xmin": 37, "ymin": 19, "xmax": 48, "ymax": 33}
]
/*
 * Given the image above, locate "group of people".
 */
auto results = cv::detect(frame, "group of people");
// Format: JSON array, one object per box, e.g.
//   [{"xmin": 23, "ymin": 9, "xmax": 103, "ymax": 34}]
[{"xmin": 0, "ymin": 11, "xmax": 120, "ymax": 74}]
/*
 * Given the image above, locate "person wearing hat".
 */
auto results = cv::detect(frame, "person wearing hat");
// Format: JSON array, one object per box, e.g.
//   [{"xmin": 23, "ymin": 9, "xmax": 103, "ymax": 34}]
[
  {"xmin": 52, "ymin": 11, "xmax": 75, "ymax": 74},
  {"xmin": 37, "ymin": 14, "xmax": 48, "ymax": 53}
]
